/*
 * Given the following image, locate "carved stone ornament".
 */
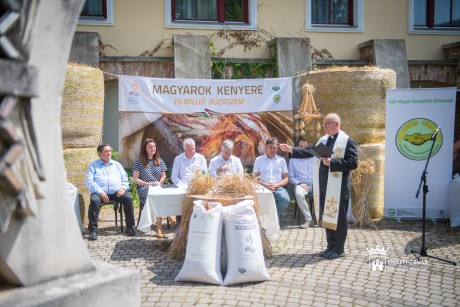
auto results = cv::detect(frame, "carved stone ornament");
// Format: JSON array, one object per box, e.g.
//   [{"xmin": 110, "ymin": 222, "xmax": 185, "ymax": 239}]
[{"xmin": 0, "ymin": 0, "xmax": 43, "ymax": 233}]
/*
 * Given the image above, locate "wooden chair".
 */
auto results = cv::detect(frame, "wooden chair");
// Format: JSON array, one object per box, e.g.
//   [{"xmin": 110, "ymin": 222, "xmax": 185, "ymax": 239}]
[{"xmin": 101, "ymin": 200, "xmax": 124, "ymax": 232}]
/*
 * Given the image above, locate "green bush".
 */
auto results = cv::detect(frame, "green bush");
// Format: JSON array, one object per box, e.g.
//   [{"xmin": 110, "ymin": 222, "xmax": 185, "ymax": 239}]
[
  {"xmin": 128, "ymin": 174, "xmax": 140, "ymax": 208},
  {"xmin": 112, "ymin": 152, "xmax": 140, "ymax": 208}
]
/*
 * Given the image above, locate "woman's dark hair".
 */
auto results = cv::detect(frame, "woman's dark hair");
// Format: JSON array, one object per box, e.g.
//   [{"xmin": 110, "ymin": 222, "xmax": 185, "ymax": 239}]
[{"xmin": 140, "ymin": 138, "xmax": 161, "ymax": 167}]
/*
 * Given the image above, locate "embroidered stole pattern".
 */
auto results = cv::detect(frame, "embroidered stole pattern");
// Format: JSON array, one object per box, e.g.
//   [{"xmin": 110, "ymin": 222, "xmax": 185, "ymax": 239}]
[{"xmin": 312, "ymin": 131, "xmax": 349, "ymax": 231}]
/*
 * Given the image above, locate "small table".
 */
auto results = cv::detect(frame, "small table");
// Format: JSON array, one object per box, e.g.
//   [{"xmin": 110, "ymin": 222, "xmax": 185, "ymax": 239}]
[{"xmin": 137, "ymin": 185, "xmax": 280, "ymax": 238}]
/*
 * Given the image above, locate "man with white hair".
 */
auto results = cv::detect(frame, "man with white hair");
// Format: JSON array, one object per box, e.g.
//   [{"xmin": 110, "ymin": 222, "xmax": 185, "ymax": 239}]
[
  {"xmin": 171, "ymin": 138, "xmax": 208, "ymax": 187},
  {"xmin": 209, "ymin": 139, "xmax": 244, "ymax": 178}
]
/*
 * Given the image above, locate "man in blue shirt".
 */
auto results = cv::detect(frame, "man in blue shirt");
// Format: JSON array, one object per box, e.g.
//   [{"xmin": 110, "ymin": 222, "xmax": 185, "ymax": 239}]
[
  {"xmin": 288, "ymin": 138, "xmax": 315, "ymax": 229},
  {"xmin": 85, "ymin": 144, "xmax": 135, "ymax": 240}
]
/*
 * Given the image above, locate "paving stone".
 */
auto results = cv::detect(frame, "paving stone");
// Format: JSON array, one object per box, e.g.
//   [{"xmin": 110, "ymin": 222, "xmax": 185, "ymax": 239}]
[{"xmin": 84, "ymin": 208, "xmax": 460, "ymax": 306}]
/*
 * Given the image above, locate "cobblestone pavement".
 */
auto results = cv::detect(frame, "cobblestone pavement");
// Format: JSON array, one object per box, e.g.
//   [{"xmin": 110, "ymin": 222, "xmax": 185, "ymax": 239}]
[{"xmin": 84, "ymin": 208, "xmax": 460, "ymax": 306}]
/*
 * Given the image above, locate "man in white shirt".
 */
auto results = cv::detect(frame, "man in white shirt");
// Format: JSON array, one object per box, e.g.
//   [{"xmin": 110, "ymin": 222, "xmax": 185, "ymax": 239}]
[
  {"xmin": 209, "ymin": 139, "xmax": 244, "ymax": 178},
  {"xmin": 288, "ymin": 138, "xmax": 315, "ymax": 229},
  {"xmin": 253, "ymin": 137, "xmax": 290, "ymax": 226},
  {"xmin": 171, "ymin": 138, "xmax": 208, "ymax": 187}
]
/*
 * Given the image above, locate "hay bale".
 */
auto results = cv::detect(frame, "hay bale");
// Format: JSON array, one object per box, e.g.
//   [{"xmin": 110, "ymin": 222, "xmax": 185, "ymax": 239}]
[
  {"xmin": 62, "ymin": 62, "xmax": 105, "ymax": 148},
  {"xmin": 63, "ymin": 147, "xmax": 98, "ymax": 222},
  {"xmin": 351, "ymin": 159, "xmax": 377, "ymax": 228},
  {"xmin": 300, "ymin": 67, "xmax": 396, "ymax": 144},
  {"xmin": 356, "ymin": 143, "xmax": 385, "ymax": 218}
]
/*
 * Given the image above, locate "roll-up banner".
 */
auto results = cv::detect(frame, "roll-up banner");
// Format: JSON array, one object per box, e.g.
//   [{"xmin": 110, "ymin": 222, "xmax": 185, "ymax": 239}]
[{"xmin": 384, "ymin": 88, "xmax": 457, "ymax": 220}]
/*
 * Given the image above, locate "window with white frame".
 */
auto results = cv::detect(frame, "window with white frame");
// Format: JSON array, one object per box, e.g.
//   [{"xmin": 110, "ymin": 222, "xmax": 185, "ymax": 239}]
[
  {"xmin": 78, "ymin": 0, "xmax": 114, "ymax": 26},
  {"xmin": 306, "ymin": 0, "xmax": 363, "ymax": 32},
  {"xmin": 165, "ymin": 0, "xmax": 257, "ymax": 30},
  {"xmin": 409, "ymin": 0, "xmax": 460, "ymax": 34}
]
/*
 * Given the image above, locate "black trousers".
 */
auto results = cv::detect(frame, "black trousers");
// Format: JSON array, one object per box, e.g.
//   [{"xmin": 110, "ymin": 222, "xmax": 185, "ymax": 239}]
[
  {"xmin": 88, "ymin": 192, "xmax": 135, "ymax": 232},
  {"xmin": 323, "ymin": 199, "xmax": 349, "ymax": 254}
]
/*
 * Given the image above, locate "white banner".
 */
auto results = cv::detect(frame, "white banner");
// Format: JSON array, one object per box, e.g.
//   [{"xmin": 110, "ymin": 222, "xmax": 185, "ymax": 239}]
[
  {"xmin": 119, "ymin": 76, "xmax": 293, "ymax": 114},
  {"xmin": 384, "ymin": 88, "xmax": 457, "ymax": 220}
]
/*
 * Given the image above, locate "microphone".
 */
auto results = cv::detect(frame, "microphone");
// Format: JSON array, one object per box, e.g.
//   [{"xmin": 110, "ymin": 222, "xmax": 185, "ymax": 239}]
[{"xmin": 431, "ymin": 126, "xmax": 441, "ymax": 140}]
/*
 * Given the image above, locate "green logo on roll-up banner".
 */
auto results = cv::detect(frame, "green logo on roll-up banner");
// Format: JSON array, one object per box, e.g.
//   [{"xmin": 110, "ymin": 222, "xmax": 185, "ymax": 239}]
[{"xmin": 395, "ymin": 118, "xmax": 442, "ymax": 161}]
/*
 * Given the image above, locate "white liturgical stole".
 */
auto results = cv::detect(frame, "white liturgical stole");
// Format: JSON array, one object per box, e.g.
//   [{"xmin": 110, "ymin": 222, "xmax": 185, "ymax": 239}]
[{"xmin": 312, "ymin": 130, "xmax": 349, "ymax": 230}]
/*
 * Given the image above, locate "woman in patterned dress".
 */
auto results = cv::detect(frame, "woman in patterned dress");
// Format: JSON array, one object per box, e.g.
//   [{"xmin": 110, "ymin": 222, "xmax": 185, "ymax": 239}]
[{"xmin": 133, "ymin": 138, "xmax": 175, "ymax": 238}]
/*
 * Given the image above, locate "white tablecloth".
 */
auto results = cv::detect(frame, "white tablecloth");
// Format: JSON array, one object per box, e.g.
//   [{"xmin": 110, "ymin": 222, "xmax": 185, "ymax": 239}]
[{"xmin": 138, "ymin": 185, "xmax": 280, "ymax": 238}]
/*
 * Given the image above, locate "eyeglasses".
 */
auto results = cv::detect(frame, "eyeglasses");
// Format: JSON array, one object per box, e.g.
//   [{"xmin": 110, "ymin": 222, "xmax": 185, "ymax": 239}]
[{"xmin": 322, "ymin": 122, "xmax": 337, "ymax": 126}]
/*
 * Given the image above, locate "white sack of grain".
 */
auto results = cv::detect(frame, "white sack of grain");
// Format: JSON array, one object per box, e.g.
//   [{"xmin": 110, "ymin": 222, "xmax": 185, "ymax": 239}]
[
  {"xmin": 175, "ymin": 200, "xmax": 223, "ymax": 285},
  {"xmin": 222, "ymin": 200, "xmax": 269, "ymax": 286}
]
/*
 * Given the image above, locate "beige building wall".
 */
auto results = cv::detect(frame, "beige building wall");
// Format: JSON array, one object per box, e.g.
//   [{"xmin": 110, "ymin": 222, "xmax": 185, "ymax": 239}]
[{"xmin": 76, "ymin": 0, "xmax": 459, "ymax": 60}]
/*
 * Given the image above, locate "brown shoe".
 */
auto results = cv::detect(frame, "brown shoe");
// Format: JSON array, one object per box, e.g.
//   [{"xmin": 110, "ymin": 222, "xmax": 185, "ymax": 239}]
[{"xmin": 156, "ymin": 231, "xmax": 164, "ymax": 238}]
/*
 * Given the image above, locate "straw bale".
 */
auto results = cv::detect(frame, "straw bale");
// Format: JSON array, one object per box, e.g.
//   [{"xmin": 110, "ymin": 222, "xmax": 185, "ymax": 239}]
[
  {"xmin": 356, "ymin": 143, "xmax": 385, "ymax": 218},
  {"xmin": 167, "ymin": 173, "xmax": 273, "ymax": 260},
  {"xmin": 351, "ymin": 158, "xmax": 377, "ymax": 228},
  {"xmin": 62, "ymin": 63, "xmax": 104, "ymax": 148},
  {"xmin": 63, "ymin": 147, "xmax": 98, "ymax": 224},
  {"xmin": 300, "ymin": 66, "xmax": 396, "ymax": 144}
]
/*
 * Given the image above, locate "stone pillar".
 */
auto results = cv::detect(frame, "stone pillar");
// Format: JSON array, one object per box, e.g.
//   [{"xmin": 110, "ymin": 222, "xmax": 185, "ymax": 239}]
[
  {"xmin": 173, "ymin": 35, "xmax": 211, "ymax": 78},
  {"xmin": 442, "ymin": 41, "xmax": 460, "ymax": 148},
  {"xmin": 0, "ymin": 0, "xmax": 139, "ymax": 305},
  {"xmin": 359, "ymin": 39, "xmax": 410, "ymax": 89},
  {"xmin": 442, "ymin": 41, "xmax": 460, "ymax": 87},
  {"xmin": 269, "ymin": 37, "xmax": 311, "ymax": 77},
  {"xmin": 69, "ymin": 31, "xmax": 100, "ymax": 67}
]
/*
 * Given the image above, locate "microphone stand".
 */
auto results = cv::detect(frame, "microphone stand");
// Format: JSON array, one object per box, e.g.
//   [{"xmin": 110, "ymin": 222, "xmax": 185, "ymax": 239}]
[{"xmin": 411, "ymin": 132, "xmax": 456, "ymax": 265}]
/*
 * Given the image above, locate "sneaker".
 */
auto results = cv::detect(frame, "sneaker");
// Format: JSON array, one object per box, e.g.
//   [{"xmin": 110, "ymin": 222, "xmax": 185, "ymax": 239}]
[
  {"xmin": 300, "ymin": 220, "xmax": 314, "ymax": 229},
  {"xmin": 126, "ymin": 226, "xmax": 135, "ymax": 237},
  {"xmin": 300, "ymin": 222, "xmax": 310, "ymax": 229},
  {"xmin": 88, "ymin": 231, "xmax": 97, "ymax": 241}
]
